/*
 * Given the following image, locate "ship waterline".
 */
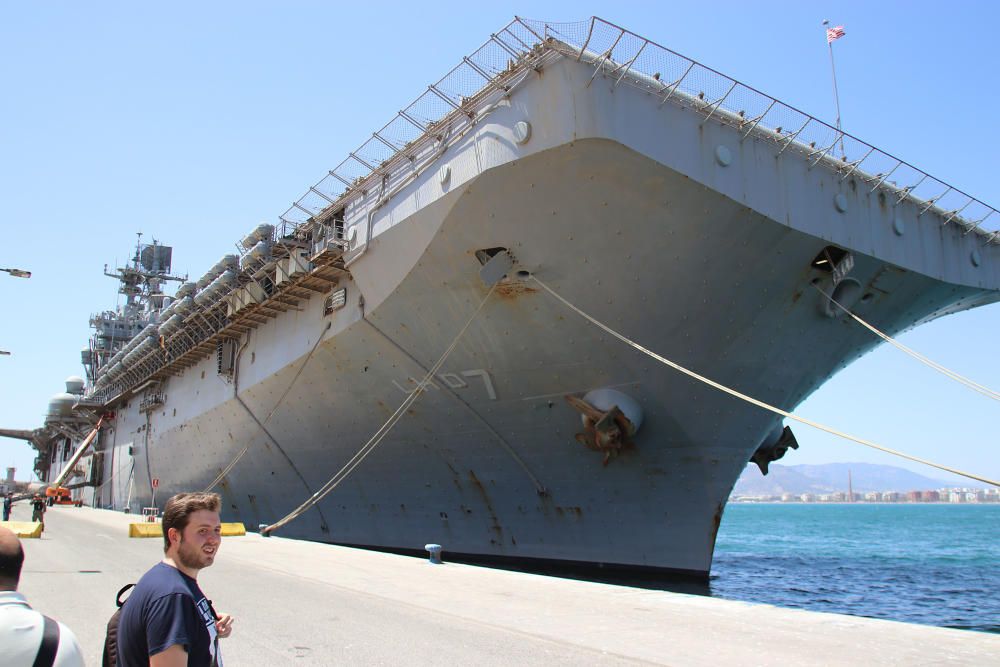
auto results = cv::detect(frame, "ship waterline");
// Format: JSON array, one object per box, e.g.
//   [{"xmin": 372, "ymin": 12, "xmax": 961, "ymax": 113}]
[{"xmin": 14, "ymin": 18, "xmax": 1000, "ymax": 578}]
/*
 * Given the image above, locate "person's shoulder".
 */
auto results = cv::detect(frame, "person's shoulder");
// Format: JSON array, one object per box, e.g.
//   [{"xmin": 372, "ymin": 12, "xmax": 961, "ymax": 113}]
[
  {"xmin": 54, "ymin": 620, "xmax": 85, "ymax": 667},
  {"xmin": 133, "ymin": 562, "xmax": 190, "ymax": 598}
]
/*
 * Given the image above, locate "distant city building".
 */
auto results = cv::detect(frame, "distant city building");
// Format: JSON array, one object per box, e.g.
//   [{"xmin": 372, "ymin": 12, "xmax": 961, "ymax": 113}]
[{"xmin": 730, "ymin": 485, "xmax": 1000, "ymax": 504}]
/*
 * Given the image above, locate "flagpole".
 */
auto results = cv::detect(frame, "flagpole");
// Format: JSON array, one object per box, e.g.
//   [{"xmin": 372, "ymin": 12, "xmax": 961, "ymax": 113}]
[{"xmin": 822, "ymin": 19, "xmax": 846, "ymax": 158}]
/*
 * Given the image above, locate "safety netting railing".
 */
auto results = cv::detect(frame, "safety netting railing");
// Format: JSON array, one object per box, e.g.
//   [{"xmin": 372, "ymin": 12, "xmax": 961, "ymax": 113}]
[
  {"xmin": 275, "ymin": 18, "xmax": 552, "ymax": 238},
  {"xmin": 524, "ymin": 17, "xmax": 998, "ymax": 241},
  {"xmin": 87, "ymin": 16, "xmax": 1000, "ymax": 405}
]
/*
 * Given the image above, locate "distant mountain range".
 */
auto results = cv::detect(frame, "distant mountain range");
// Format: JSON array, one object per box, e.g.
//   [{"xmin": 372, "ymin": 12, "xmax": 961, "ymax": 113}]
[{"xmin": 731, "ymin": 462, "xmax": 986, "ymax": 497}]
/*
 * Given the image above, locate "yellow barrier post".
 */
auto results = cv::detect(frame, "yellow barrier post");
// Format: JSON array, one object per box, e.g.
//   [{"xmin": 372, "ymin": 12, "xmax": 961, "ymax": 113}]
[
  {"xmin": 128, "ymin": 522, "xmax": 246, "ymax": 538},
  {"xmin": 0, "ymin": 522, "xmax": 43, "ymax": 538}
]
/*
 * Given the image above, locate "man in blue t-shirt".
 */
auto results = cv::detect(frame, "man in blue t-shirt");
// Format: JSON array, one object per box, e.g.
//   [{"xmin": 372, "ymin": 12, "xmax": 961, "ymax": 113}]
[{"xmin": 117, "ymin": 492, "xmax": 234, "ymax": 666}]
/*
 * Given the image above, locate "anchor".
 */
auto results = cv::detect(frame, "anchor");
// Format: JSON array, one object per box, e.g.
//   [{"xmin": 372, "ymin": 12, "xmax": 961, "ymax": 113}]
[{"xmin": 565, "ymin": 395, "xmax": 637, "ymax": 466}]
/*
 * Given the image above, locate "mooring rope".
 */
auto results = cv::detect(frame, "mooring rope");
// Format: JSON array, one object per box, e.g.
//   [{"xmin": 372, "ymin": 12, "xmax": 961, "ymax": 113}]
[
  {"xmin": 204, "ymin": 445, "xmax": 249, "ymax": 493},
  {"xmin": 262, "ymin": 283, "xmax": 499, "ymax": 534},
  {"xmin": 814, "ymin": 284, "xmax": 1000, "ymax": 402},
  {"xmin": 204, "ymin": 322, "xmax": 333, "ymax": 492},
  {"xmin": 530, "ymin": 275, "xmax": 999, "ymax": 487}
]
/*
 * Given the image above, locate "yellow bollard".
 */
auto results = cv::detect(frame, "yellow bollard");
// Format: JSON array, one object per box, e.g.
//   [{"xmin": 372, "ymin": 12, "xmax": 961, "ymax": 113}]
[
  {"xmin": 127, "ymin": 522, "xmax": 246, "ymax": 537},
  {"xmin": 0, "ymin": 522, "xmax": 44, "ymax": 539},
  {"xmin": 128, "ymin": 523, "xmax": 163, "ymax": 538},
  {"xmin": 220, "ymin": 523, "xmax": 246, "ymax": 536}
]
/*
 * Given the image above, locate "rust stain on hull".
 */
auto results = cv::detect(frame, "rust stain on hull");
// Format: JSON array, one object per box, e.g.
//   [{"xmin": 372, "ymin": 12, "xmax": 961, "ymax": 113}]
[
  {"xmin": 709, "ymin": 501, "xmax": 725, "ymax": 552},
  {"xmin": 495, "ymin": 282, "xmax": 538, "ymax": 299},
  {"xmin": 469, "ymin": 470, "xmax": 505, "ymax": 543}
]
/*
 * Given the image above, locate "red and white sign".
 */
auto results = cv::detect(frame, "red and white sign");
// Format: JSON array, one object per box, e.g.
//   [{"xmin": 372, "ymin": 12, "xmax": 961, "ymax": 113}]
[{"xmin": 152, "ymin": 478, "xmax": 159, "ymax": 489}]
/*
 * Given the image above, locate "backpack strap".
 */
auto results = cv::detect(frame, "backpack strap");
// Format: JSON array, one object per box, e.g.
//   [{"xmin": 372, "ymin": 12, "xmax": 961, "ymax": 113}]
[
  {"xmin": 116, "ymin": 583, "xmax": 135, "ymax": 608},
  {"xmin": 32, "ymin": 615, "xmax": 60, "ymax": 667}
]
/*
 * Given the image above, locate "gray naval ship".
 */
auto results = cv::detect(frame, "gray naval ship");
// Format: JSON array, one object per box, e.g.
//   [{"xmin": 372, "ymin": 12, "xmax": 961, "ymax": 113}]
[{"xmin": 5, "ymin": 17, "xmax": 999, "ymax": 579}]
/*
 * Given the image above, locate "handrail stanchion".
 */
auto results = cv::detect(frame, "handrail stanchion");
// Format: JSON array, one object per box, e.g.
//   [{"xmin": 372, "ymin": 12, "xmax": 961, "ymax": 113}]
[
  {"xmin": 869, "ymin": 162, "xmax": 902, "ymax": 193},
  {"xmin": 700, "ymin": 81, "xmax": 738, "ymax": 126},
  {"xmin": 841, "ymin": 146, "xmax": 874, "ymax": 179},
  {"xmin": 943, "ymin": 201, "xmax": 972, "ymax": 227},
  {"xmin": 658, "ymin": 62, "xmax": 694, "ymax": 108},
  {"xmin": 740, "ymin": 100, "xmax": 776, "ymax": 141},
  {"xmin": 490, "ymin": 34, "xmax": 521, "ymax": 59},
  {"xmin": 614, "ymin": 42, "xmax": 647, "ymax": 87},
  {"xmin": 326, "ymin": 170, "xmax": 354, "ymax": 189},
  {"xmin": 808, "ymin": 132, "xmax": 844, "ymax": 167},
  {"xmin": 398, "ymin": 109, "xmax": 429, "ymax": 132},
  {"xmin": 776, "ymin": 117, "xmax": 811, "ymax": 156},
  {"xmin": 919, "ymin": 187, "xmax": 952, "ymax": 216},
  {"xmin": 309, "ymin": 187, "xmax": 337, "ymax": 205},
  {"xmin": 895, "ymin": 175, "xmax": 927, "ymax": 203}
]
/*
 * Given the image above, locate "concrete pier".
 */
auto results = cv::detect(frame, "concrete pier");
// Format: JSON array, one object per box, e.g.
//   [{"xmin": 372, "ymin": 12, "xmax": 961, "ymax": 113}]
[{"xmin": 10, "ymin": 503, "xmax": 998, "ymax": 665}]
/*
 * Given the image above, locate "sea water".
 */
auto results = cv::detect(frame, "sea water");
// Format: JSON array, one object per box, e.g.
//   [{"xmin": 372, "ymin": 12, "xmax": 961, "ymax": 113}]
[{"xmin": 712, "ymin": 503, "xmax": 999, "ymax": 633}]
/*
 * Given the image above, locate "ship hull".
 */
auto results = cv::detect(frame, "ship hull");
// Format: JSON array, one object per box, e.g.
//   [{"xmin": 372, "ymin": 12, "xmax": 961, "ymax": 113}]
[
  {"xmin": 59, "ymin": 53, "xmax": 997, "ymax": 578},
  {"xmin": 90, "ymin": 136, "xmax": 991, "ymax": 577}
]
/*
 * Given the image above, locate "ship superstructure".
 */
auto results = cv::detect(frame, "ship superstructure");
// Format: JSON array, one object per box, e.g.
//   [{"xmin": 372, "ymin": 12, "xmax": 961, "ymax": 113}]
[
  {"xmin": 7, "ymin": 17, "xmax": 1000, "ymax": 578},
  {"xmin": 83, "ymin": 235, "xmax": 185, "ymax": 385}
]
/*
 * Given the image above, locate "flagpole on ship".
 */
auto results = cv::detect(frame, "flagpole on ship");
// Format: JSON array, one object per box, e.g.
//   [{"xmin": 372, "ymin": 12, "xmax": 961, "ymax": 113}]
[{"xmin": 822, "ymin": 19, "xmax": 846, "ymax": 158}]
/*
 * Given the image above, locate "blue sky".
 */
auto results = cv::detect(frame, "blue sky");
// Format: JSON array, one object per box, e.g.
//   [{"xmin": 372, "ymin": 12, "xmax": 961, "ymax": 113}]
[{"xmin": 1, "ymin": 2, "xmax": 997, "ymax": 486}]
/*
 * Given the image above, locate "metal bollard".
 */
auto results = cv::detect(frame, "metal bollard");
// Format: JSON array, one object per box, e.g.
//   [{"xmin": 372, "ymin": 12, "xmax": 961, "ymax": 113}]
[
  {"xmin": 424, "ymin": 543, "xmax": 443, "ymax": 564},
  {"xmin": 259, "ymin": 523, "xmax": 270, "ymax": 537}
]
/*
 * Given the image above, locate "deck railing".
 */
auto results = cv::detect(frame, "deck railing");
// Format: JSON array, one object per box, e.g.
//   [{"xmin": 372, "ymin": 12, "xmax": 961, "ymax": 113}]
[
  {"xmin": 275, "ymin": 18, "xmax": 552, "ymax": 239},
  {"xmin": 527, "ymin": 17, "xmax": 999, "ymax": 241},
  {"xmin": 279, "ymin": 16, "xmax": 999, "ymax": 243},
  {"xmin": 85, "ymin": 17, "xmax": 1000, "ymax": 404}
]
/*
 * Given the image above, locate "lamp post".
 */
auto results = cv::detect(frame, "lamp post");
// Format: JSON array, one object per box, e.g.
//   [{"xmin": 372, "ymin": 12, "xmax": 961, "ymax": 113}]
[{"xmin": 1, "ymin": 268, "xmax": 29, "ymax": 355}]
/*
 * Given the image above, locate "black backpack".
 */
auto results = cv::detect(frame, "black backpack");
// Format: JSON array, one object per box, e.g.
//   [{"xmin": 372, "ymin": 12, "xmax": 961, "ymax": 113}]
[{"xmin": 101, "ymin": 584, "xmax": 135, "ymax": 667}]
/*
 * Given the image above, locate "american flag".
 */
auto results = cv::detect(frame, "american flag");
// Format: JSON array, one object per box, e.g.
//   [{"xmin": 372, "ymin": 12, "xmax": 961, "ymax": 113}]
[{"xmin": 826, "ymin": 25, "xmax": 846, "ymax": 43}]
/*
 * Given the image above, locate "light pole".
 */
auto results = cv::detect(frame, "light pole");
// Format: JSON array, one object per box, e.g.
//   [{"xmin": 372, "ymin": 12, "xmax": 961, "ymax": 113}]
[{"xmin": 2, "ymin": 267, "xmax": 30, "ymax": 356}]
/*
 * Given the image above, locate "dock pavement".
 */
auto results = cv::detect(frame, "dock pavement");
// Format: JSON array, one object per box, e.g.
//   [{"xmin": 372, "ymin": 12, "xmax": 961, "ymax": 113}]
[{"xmin": 7, "ymin": 502, "xmax": 998, "ymax": 666}]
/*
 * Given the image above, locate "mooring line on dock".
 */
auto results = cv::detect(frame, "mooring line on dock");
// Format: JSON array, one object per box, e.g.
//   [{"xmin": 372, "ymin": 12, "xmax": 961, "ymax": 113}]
[
  {"xmin": 813, "ymin": 284, "xmax": 1000, "ymax": 402},
  {"xmin": 530, "ymin": 275, "xmax": 1000, "ymax": 487},
  {"xmin": 263, "ymin": 283, "xmax": 498, "ymax": 535}
]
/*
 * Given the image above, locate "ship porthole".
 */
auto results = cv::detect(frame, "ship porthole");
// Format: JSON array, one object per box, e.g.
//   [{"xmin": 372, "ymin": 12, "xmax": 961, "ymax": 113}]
[
  {"xmin": 834, "ymin": 193, "xmax": 848, "ymax": 213},
  {"xmin": 715, "ymin": 145, "xmax": 732, "ymax": 167},
  {"xmin": 513, "ymin": 121, "xmax": 532, "ymax": 145}
]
